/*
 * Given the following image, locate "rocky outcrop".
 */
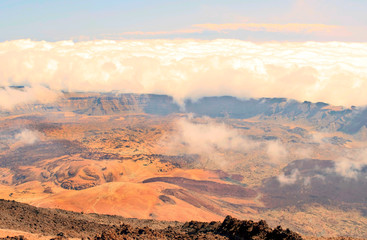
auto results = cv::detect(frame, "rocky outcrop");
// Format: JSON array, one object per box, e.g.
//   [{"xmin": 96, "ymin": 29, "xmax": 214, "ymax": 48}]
[
  {"xmin": 0, "ymin": 237, "xmax": 26, "ymax": 240},
  {"xmin": 94, "ymin": 216, "xmax": 303, "ymax": 240},
  {"xmin": 0, "ymin": 199, "xmax": 303, "ymax": 240},
  {"xmin": 215, "ymin": 215, "xmax": 303, "ymax": 240}
]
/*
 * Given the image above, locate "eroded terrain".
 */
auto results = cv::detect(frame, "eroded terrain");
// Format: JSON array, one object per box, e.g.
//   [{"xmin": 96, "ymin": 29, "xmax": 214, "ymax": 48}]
[{"xmin": 1, "ymin": 93, "xmax": 367, "ymax": 238}]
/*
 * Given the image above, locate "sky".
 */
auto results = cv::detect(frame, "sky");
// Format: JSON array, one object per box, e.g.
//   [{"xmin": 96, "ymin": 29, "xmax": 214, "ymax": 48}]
[
  {"xmin": 0, "ymin": 0, "xmax": 366, "ymax": 41},
  {"xmin": 1, "ymin": 1, "xmax": 367, "ymax": 108}
]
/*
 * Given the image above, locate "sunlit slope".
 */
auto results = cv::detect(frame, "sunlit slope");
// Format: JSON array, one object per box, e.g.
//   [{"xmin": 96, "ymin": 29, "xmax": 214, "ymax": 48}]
[{"xmin": 1, "ymin": 94, "xmax": 367, "ymax": 237}]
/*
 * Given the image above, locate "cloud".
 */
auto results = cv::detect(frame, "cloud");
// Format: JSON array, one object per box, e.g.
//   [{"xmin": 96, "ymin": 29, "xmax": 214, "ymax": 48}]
[
  {"xmin": 1, "ymin": 39, "xmax": 367, "ymax": 107},
  {"xmin": 276, "ymin": 148, "xmax": 367, "ymax": 185},
  {"xmin": 0, "ymin": 85, "xmax": 60, "ymax": 110},
  {"xmin": 333, "ymin": 149, "xmax": 367, "ymax": 179},
  {"xmin": 266, "ymin": 141, "xmax": 288, "ymax": 164},
  {"xmin": 162, "ymin": 117, "xmax": 259, "ymax": 168},
  {"xmin": 293, "ymin": 147, "xmax": 313, "ymax": 159},
  {"xmin": 277, "ymin": 169, "xmax": 300, "ymax": 186},
  {"xmin": 161, "ymin": 117, "xmax": 288, "ymax": 168},
  {"xmin": 15, "ymin": 129, "xmax": 42, "ymax": 145}
]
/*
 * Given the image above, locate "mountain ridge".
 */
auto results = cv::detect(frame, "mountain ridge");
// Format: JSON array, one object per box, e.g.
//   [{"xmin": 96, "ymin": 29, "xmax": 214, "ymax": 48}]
[
  {"xmin": 0, "ymin": 199, "xmax": 303, "ymax": 240},
  {"xmin": 1, "ymin": 92, "xmax": 366, "ymax": 135}
]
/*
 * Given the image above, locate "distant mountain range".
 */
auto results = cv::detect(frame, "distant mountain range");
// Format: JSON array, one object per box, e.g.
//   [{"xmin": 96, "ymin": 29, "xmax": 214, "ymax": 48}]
[
  {"xmin": 2, "ymin": 92, "xmax": 367, "ymax": 135},
  {"xmin": 184, "ymin": 96, "xmax": 363, "ymax": 134}
]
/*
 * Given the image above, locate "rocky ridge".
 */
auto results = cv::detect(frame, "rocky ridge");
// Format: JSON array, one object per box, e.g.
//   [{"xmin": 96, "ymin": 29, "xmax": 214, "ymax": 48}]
[
  {"xmin": 2, "ymin": 92, "xmax": 367, "ymax": 135},
  {"xmin": 0, "ymin": 199, "xmax": 302, "ymax": 240}
]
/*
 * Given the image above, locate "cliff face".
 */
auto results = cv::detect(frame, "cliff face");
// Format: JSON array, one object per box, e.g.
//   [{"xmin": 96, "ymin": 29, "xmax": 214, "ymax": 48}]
[{"xmin": 2, "ymin": 92, "xmax": 366, "ymax": 134}]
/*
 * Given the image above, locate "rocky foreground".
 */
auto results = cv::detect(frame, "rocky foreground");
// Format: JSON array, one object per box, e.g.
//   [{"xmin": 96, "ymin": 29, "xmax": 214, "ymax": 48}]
[
  {"xmin": 0, "ymin": 199, "xmax": 303, "ymax": 239},
  {"xmin": 94, "ymin": 216, "xmax": 302, "ymax": 240}
]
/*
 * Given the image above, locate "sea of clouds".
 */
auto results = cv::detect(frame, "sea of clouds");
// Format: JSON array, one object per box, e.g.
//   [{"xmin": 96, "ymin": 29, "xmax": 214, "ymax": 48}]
[{"xmin": 1, "ymin": 39, "xmax": 367, "ymax": 110}]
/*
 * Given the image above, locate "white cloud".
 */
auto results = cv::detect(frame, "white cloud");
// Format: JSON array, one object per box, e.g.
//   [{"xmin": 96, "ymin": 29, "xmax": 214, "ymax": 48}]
[
  {"xmin": 266, "ymin": 140, "xmax": 288, "ymax": 164},
  {"xmin": 277, "ymin": 169, "xmax": 300, "ymax": 186},
  {"xmin": 162, "ymin": 117, "xmax": 260, "ymax": 167},
  {"xmin": 15, "ymin": 129, "xmax": 42, "ymax": 145},
  {"xmin": 0, "ymin": 85, "xmax": 60, "ymax": 110},
  {"xmin": 333, "ymin": 149, "xmax": 367, "ymax": 179},
  {"xmin": 162, "ymin": 117, "xmax": 288, "ymax": 168},
  {"xmin": 1, "ymin": 39, "xmax": 367, "ymax": 107}
]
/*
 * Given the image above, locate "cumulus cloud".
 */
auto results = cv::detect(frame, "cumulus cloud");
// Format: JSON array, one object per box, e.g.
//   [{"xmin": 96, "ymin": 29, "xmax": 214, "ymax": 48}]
[
  {"xmin": 1, "ymin": 39, "xmax": 367, "ymax": 106},
  {"xmin": 0, "ymin": 85, "xmax": 60, "ymax": 110}
]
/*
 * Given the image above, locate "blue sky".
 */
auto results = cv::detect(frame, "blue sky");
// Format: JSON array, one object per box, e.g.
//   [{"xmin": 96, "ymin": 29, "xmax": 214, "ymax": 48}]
[{"xmin": 0, "ymin": 0, "xmax": 366, "ymax": 41}]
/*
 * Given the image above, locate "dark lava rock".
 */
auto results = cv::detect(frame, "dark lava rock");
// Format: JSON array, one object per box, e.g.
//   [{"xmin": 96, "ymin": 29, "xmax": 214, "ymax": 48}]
[
  {"xmin": 158, "ymin": 195, "xmax": 176, "ymax": 205},
  {"xmin": 0, "ymin": 199, "xmax": 302, "ymax": 240},
  {"xmin": 93, "ymin": 215, "xmax": 303, "ymax": 240},
  {"xmin": 216, "ymin": 216, "xmax": 303, "ymax": 240},
  {"xmin": 0, "ymin": 236, "xmax": 27, "ymax": 240}
]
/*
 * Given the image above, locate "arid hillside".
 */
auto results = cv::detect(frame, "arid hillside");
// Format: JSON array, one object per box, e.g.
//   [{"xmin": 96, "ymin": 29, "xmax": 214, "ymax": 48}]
[
  {"xmin": 0, "ymin": 199, "xmax": 304, "ymax": 240},
  {"xmin": 0, "ymin": 92, "xmax": 367, "ymax": 238}
]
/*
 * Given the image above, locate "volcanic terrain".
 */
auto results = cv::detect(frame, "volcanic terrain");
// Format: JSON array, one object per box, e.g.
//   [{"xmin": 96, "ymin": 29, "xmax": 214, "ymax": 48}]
[{"xmin": 0, "ymin": 92, "xmax": 367, "ymax": 238}]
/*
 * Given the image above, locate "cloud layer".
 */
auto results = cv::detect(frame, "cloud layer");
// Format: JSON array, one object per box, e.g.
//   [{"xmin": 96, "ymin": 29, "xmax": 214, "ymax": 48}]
[{"xmin": 1, "ymin": 39, "xmax": 367, "ymax": 107}]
